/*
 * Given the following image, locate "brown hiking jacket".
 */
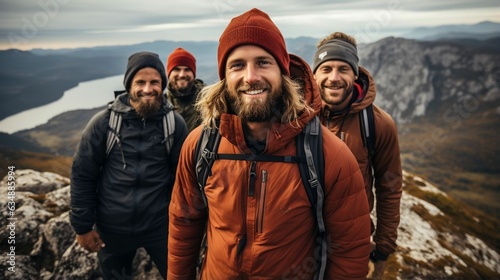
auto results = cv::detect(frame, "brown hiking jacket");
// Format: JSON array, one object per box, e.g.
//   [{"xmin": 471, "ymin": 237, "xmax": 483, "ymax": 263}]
[
  {"xmin": 168, "ymin": 55, "xmax": 371, "ymax": 279},
  {"xmin": 320, "ymin": 66, "xmax": 403, "ymax": 257}
]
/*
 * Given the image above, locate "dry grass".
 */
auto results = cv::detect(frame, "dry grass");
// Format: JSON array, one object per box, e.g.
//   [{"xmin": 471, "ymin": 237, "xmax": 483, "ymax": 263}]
[
  {"xmin": 0, "ymin": 148, "xmax": 72, "ymax": 179},
  {"xmin": 398, "ymin": 109, "xmax": 500, "ymax": 216}
]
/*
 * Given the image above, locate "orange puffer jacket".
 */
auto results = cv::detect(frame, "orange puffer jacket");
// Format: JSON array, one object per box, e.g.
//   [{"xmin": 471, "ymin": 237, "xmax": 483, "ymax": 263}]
[{"xmin": 168, "ymin": 55, "xmax": 371, "ymax": 279}]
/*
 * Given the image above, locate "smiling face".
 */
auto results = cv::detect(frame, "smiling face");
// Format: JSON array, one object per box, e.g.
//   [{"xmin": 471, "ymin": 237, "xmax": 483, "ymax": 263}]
[
  {"xmin": 129, "ymin": 67, "xmax": 163, "ymax": 118},
  {"xmin": 168, "ymin": 65, "xmax": 195, "ymax": 94},
  {"xmin": 225, "ymin": 45, "xmax": 283, "ymax": 123},
  {"xmin": 314, "ymin": 60, "xmax": 358, "ymax": 111}
]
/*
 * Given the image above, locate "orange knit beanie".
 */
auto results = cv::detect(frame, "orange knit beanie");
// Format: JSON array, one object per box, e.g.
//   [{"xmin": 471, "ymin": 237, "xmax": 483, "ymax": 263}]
[
  {"xmin": 167, "ymin": 47, "xmax": 196, "ymax": 77},
  {"xmin": 217, "ymin": 8, "xmax": 290, "ymax": 80}
]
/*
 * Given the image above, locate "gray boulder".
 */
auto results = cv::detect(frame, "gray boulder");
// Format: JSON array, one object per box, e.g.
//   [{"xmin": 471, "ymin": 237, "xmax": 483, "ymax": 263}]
[{"xmin": 0, "ymin": 169, "xmax": 163, "ymax": 279}]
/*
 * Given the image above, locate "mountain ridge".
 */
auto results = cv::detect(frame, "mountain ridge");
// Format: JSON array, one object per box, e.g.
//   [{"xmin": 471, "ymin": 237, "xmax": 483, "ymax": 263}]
[
  {"xmin": 2, "ymin": 20, "xmax": 498, "ymax": 121},
  {"xmin": 403, "ymin": 20, "xmax": 500, "ymax": 40}
]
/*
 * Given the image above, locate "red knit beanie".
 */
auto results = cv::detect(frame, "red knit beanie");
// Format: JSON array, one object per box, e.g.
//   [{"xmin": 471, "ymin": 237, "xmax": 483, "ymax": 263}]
[
  {"xmin": 217, "ymin": 8, "xmax": 290, "ymax": 80},
  {"xmin": 166, "ymin": 47, "xmax": 196, "ymax": 77}
]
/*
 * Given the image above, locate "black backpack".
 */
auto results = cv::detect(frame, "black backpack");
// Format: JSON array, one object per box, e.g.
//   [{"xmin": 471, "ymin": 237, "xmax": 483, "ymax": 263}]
[
  {"xmin": 359, "ymin": 104, "xmax": 376, "ymax": 167},
  {"xmin": 194, "ymin": 116, "xmax": 328, "ymax": 279}
]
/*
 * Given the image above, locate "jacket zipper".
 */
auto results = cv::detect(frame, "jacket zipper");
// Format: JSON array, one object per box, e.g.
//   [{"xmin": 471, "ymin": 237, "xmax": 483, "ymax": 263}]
[
  {"xmin": 248, "ymin": 161, "xmax": 256, "ymax": 197},
  {"xmin": 237, "ymin": 161, "xmax": 256, "ymax": 261},
  {"xmin": 133, "ymin": 119, "xmax": 146, "ymax": 234},
  {"xmin": 325, "ymin": 110, "xmax": 331, "ymax": 128},
  {"xmin": 256, "ymin": 169, "xmax": 267, "ymax": 233}
]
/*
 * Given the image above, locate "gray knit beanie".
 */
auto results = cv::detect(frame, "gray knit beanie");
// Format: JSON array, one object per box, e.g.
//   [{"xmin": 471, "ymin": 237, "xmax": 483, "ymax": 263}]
[
  {"xmin": 312, "ymin": 39, "xmax": 359, "ymax": 76},
  {"xmin": 123, "ymin": 51, "xmax": 167, "ymax": 92}
]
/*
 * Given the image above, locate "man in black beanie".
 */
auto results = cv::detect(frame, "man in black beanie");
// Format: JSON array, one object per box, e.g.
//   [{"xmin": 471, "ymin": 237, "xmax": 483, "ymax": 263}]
[{"xmin": 70, "ymin": 51, "xmax": 187, "ymax": 279}]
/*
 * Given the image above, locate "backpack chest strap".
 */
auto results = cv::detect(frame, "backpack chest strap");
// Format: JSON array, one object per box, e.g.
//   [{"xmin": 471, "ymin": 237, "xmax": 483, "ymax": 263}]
[{"xmin": 214, "ymin": 153, "xmax": 304, "ymax": 163}]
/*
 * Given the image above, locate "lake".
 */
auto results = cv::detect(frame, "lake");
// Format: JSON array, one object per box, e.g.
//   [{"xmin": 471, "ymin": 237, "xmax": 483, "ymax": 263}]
[{"xmin": 0, "ymin": 75, "xmax": 123, "ymax": 134}]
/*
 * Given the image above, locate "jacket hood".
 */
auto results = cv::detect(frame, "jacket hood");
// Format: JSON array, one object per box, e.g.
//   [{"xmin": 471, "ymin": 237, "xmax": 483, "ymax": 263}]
[
  {"xmin": 219, "ymin": 53, "xmax": 321, "ymax": 154},
  {"xmin": 109, "ymin": 92, "xmax": 173, "ymax": 117},
  {"xmin": 350, "ymin": 66, "xmax": 376, "ymax": 113}
]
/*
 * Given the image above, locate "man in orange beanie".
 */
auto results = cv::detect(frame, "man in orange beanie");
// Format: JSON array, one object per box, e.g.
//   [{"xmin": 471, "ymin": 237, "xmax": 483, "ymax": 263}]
[
  {"xmin": 166, "ymin": 47, "xmax": 205, "ymax": 131},
  {"xmin": 168, "ymin": 8, "xmax": 371, "ymax": 279}
]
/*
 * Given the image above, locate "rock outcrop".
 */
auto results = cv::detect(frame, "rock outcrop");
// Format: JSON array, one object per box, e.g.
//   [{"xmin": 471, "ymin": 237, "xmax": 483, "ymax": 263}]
[
  {"xmin": 358, "ymin": 37, "xmax": 500, "ymax": 124},
  {"xmin": 0, "ymin": 169, "xmax": 162, "ymax": 280}
]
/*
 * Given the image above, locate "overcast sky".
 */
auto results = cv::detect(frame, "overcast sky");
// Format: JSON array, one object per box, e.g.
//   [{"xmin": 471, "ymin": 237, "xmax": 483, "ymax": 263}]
[{"xmin": 1, "ymin": 0, "xmax": 499, "ymax": 50}]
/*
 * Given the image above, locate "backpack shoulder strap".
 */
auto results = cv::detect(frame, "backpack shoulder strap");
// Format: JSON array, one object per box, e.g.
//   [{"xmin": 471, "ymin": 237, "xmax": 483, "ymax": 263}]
[
  {"xmin": 106, "ymin": 107, "xmax": 122, "ymax": 157},
  {"xmin": 162, "ymin": 109, "xmax": 176, "ymax": 154},
  {"xmin": 360, "ymin": 104, "xmax": 376, "ymax": 166},
  {"xmin": 296, "ymin": 116, "xmax": 327, "ymax": 280},
  {"xmin": 195, "ymin": 125, "xmax": 222, "ymax": 207},
  {"xmin": 194, "ymin": 126, "xmax": 221, "ymax": 278},
  {"xmin": 296, "ymin": 116, "xmax": 325, "ymax": 225}
]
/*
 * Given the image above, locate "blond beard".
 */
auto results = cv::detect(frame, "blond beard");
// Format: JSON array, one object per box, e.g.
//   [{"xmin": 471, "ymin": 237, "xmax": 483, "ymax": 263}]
[{"xmin": 229, "ymin": 86, "xmax": 283, "ymax": 123}]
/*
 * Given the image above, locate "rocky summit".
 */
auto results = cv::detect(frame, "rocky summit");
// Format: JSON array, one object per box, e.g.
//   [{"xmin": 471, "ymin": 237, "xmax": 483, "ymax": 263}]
[{"xmin": 0, "ymin": 169, "xmax": 499, "ymax": 279}]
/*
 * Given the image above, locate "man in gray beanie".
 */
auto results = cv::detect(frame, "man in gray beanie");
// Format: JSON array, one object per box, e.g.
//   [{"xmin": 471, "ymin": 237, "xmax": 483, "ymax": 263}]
[
  {"xmin": 70, "ymin": 51, "xmax": 187, "ymax": 279},
  {"xmin": 313, "ymin": 32, "xmax": 402, "ymax": 280}
]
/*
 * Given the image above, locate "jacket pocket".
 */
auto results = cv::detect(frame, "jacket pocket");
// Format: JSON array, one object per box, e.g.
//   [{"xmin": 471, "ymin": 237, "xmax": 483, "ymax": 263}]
[{"xmin": 256, "ymin": 169, "xmax": 268, "ymax": 233}]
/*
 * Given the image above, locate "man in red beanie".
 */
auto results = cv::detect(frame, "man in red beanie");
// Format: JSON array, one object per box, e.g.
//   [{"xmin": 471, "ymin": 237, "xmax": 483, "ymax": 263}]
[
  {"xmin": 166, "ymin": 47, "xmax": 205, "ymax": 131},
  {"xmin": 168, "ymin": 8, "xmax": 371, "ymax": 280}
]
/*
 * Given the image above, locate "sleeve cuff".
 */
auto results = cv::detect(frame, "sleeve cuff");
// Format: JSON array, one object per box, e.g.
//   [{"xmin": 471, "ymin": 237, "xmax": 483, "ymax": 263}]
[{"xmin": 370, "ymin": 249, "xmax": 389, "ymax": 262}]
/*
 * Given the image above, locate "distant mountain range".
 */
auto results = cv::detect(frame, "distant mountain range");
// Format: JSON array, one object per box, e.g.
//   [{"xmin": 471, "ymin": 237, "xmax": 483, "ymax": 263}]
[
  {"xmin": 402, "ymin": 21, "xmax": 500, "ymax": 41},
  {"xmin": 1, "ymin": 21, "xmax": 498, "ymax": 121}
]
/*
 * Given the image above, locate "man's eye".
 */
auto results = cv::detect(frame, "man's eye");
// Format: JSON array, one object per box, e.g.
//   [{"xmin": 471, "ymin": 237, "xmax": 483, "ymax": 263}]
[{"xmin": 229, "ymin": 63, "xmax": 244, "ymax": 69}]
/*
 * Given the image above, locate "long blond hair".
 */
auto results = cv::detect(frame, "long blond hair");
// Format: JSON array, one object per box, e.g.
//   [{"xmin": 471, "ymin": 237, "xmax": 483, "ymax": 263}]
[{"xmin": 195, "ymin": 75, "xmax": 313, "ymax": 128}]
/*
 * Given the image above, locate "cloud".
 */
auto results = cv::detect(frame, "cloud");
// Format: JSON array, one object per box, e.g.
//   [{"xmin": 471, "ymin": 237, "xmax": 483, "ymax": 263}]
[{"xmin": 0, "ymin": 0, "xmax": 499, "ymax": 50}]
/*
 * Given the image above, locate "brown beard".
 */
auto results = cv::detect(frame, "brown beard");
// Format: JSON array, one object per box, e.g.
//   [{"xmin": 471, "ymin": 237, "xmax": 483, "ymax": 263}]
[
  {"xmin": 229, "ymin": 83, "xmax": 283, "ymax": 123},
  {"xmin": 171, "ymin": 77, "xmax": 194, "ymax": 95},
  {"xmin": 130, "ymin": 95, "xmax": 162, "ymax": 119},
  {"xmin": 321, "ymin": 80, "xmax": 354, "ymax": 107}
]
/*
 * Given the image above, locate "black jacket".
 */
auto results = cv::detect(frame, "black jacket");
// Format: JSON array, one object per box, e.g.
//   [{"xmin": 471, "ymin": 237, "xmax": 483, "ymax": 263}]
[
  {"xmin": 70, "ymin": 93, "xmax": 188, "ymax": 236},
  {"xmin": 166, "ymin": 78, "xmax": 205, "ymax": 132}
]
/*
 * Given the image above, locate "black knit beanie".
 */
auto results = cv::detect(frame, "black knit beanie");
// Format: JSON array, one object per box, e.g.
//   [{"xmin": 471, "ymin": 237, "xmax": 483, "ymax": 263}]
[
  {"xmin": 123, "ymin": 51, "xmax": 167, "ymax": 92},
  {"xmin": 312, "ymin": 39, "xmax": 359, "ymax": 76}
]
